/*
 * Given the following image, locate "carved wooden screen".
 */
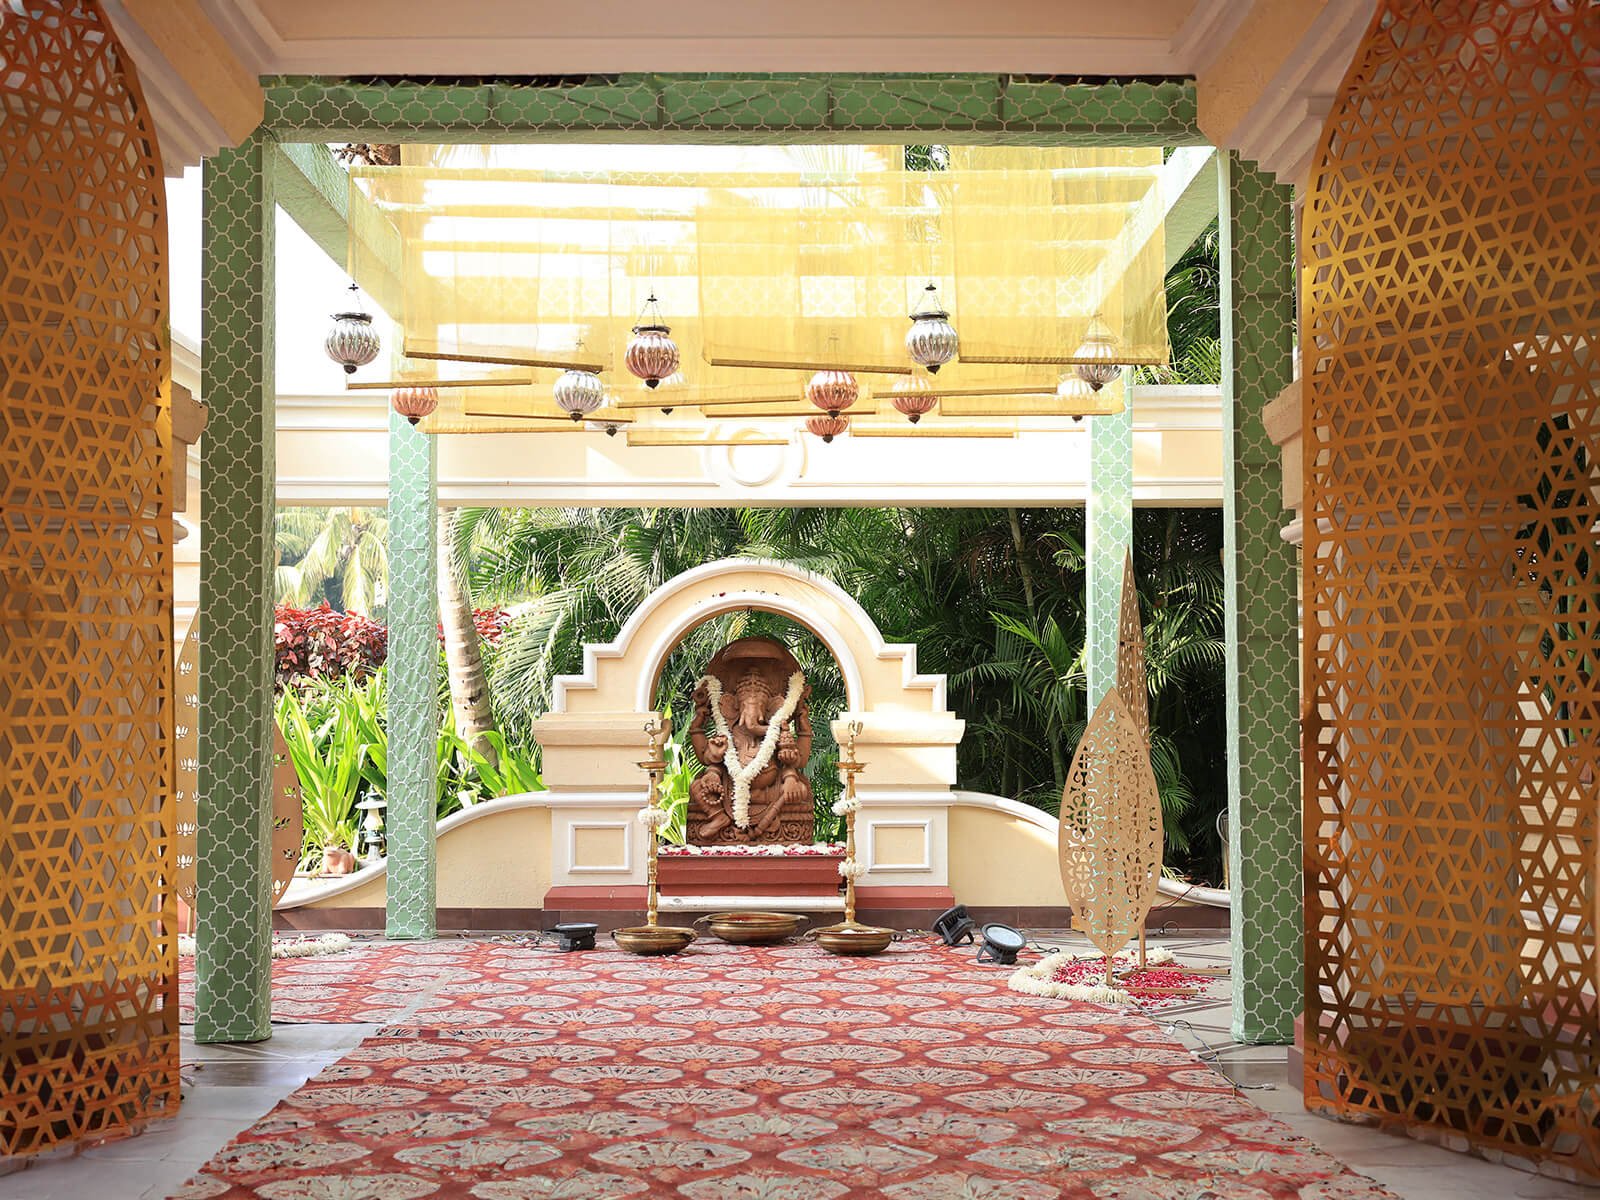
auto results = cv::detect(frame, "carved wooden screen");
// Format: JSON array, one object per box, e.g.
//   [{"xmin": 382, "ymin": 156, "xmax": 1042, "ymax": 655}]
[
  {"xmin": 1059, "ymin": 689, "xmax": 1162, "ymax": 961},
  {"xmin": 1303, "ymin": 0, "xmax": 1600, "ymax": 1177},
  {"xmin": 0, "ymin": 1, "xmax": 177, "ymax": 1157}
]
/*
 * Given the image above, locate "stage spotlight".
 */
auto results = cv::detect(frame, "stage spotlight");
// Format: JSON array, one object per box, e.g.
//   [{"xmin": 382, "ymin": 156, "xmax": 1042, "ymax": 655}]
[
  {"xmin": 976, "ymin": 923, "xmax": 1026, "ymax": 966},
  {"xmin": 552, "ymin": 922, "xmax": 598, "ymax": 951},
  {"xmin": 932, "ymin": 904, "xmax": 976, "ymax": 946}
]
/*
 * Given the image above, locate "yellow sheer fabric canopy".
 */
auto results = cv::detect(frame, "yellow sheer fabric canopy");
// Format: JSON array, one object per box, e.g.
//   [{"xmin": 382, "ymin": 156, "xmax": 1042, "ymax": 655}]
[{"xmin": 345, "ymin": 145, "xmax": 1162, "ymax": 435}]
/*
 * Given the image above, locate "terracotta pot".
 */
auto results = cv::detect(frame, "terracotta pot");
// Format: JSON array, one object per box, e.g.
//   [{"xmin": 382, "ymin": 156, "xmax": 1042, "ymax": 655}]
[{"xmin": 321, "ymin": 846, "xmax": 358, "ymax": 876}]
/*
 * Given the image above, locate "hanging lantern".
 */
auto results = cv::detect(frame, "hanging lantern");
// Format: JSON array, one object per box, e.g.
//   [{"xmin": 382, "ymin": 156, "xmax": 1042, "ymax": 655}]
[
  {"xmin": 389, "ymin": 386, "xmax": 438, "ymax": 426},
  {"xmin": 905, "ymin": 283, "xmax": 958, "ymax": 374},
  {"xmin": 1056, "ymin": 374, "xmax": 1095, "ymax": 422},
  {"xmin": 624, "ymin": 294, "xmax": 681, "ymax": 390},
  {"xmin": 806, "ymin": 369, "xmax": 859, "ymax": 417},
  {"xmin": 325, "ymin": 282, "xmax": 380, "ymax": 375},
  {"xmin": 1073, "ymin": 316, "xmax": 1122, "ymax": 392},
  {"xmin": 890, "ymin": 377, "xmax": 937, "ymax": 424},
  {"xmin": 554, "ymin": 369, "xmax": 605, "ymax": 420},
  {"xmin": 805, "ymin": 413, "xmax": 849, "ymax": 444}
]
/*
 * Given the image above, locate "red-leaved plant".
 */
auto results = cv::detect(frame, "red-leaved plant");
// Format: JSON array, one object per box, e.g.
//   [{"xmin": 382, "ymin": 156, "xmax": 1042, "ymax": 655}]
[
  {"xmin": 275, "ymin": 603, "xmax": 512, "ymax": 688},
  {"xmin": 275, "ymin": 604, "xmax": 388, "ymax": 688}
]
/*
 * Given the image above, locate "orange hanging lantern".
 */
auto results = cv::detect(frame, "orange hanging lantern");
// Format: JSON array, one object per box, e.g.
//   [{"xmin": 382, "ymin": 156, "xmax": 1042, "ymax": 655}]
[
  {"xmin": 390, "ymin": 386, "xmax": 438, "ymax": 426},
  {"xmin": 806, "ymin": 369, "xmax": 859, "ymax": 417},
  {"xmin": 805, "ymin": 413, "xmax": 849, "ymax": 444},
  {"xmin": 890, "ymin": 377, "xmax": 937, "ymax": 424}
]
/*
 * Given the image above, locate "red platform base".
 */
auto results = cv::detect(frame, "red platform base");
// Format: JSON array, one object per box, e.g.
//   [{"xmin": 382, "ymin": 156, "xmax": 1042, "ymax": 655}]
[{"xmin": 658, "ymin": 853, "xmax": 844, "ymax": 898}]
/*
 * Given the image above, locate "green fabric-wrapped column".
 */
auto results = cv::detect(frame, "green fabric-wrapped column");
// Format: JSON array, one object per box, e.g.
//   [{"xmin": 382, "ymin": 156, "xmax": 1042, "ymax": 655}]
[
  {"xmin": 1220, "ymin": 153, "xmax": 1301, "ymax": 1044},
  {"xmin": 1086, "ymin": 378, "xmax": 1133, "ymax": 705},
  {"xmin": 196, "ymin": 132, "xmax": 276, "ymax": 1043},
  {"xmin": 385, "ymin": 408, "xmax": 439, "ymax": 939}
]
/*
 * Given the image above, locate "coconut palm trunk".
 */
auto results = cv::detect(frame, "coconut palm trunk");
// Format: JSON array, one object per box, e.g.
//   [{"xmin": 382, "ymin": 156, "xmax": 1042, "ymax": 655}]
[{"xmin": 437, "ymin": 506, "xmax": 498, "ymax": 767}]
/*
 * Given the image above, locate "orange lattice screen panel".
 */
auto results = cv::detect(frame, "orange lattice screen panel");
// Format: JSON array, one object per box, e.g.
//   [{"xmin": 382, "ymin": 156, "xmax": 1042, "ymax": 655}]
[
  {"xmin": 0, "ymin": 1, "xmax": 177, "ymax": 1157},
  {"xmin": 1303, "ymin": 1, "xmax": 1600, "ymax": 1179}
]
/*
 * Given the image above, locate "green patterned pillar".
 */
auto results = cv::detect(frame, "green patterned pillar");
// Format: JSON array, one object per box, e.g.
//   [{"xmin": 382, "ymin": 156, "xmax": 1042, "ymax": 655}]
[
  {"xmin": 385, "ymin": 408, "xmax": 439, "ymax": 939},
  {"xmin": 1086, "ymin": 377, "xmax": 1133, "ymax": 704},
  {"xmin": 196, "ymin": 132, "xmax": 276, "ymax": 1043},
  {"xmin": 1220, "ymin": 153, "xmax": 1300, "ymax": 1044}
]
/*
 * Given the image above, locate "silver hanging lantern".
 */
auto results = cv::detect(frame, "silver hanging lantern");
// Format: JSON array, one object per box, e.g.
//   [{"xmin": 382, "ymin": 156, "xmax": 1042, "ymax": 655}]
[
  {"xmin": 1073, "ymin": 316, "xmax": 1121, "ymax": 392},
  {"xmin": 325, "ymin": 282, "xmax": 380, "ymax": 375},
  {"xmin": 554, "ymin": 369, "xmax": 605, "ymax": 421},
  {"xmin": 905, "ymin": 282, "xmax": 958, "ymax": 374},
  {"xmin": 806, "ymin": 369, "xmax": 859, "ymax": 417},
  {"xmin": 624, "ymin": 294, "xmax": 681, "ymax": 390}
]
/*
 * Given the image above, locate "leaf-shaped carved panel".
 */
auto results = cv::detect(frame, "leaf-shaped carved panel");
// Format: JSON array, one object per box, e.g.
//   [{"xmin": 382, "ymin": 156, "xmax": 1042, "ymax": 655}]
[{"xmin": 1058, "ymin": 689, "xmax": 1162, "ymax": 959}]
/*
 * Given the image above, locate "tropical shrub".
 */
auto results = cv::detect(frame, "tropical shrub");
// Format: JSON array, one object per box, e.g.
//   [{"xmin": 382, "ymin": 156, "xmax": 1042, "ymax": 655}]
[
  {"xmin": 272, "ymin": 667, "xmax": 545, "ymax": 867},
  {"xmin": 275, "ymin": 677, "xmax": 369, "ymax": 868},
  {"xmin": 274, "ymin": 603, "xmax": 387, "ymax": 689}
]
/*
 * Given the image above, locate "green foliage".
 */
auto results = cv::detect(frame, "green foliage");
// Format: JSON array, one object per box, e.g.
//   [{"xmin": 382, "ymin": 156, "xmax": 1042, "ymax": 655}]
[
  {"xmin": 456, "ymin": 504, "xmax": 1229, "ymax": 883},
  {"xmin": 272, "ymin": 667, "xmax": 545, "ymax": 868},
  {"xmin": 1135, "ymin": 218, "xmax": 1222, "ymax": 386},
  {"xmin": 275, "ymin": 506, "xmax": 391, "ymax": 619},
  {"xmin": 275, "ymin": 680, "xmax": 367, "ymax": 868}
]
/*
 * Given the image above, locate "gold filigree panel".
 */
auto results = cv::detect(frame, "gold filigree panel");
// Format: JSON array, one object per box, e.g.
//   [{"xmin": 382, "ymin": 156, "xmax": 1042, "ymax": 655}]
[
  {"xmin": 1303, "ymin": 0, "xmax": 1600, "ymax": 1177},
  {"xmin": 1058, "ymin": 689, "xmax": 1162, "ymax": 961},
  {"xmin": 0, "ymin": 0, "xmax": 176, "ymax": 1157}
]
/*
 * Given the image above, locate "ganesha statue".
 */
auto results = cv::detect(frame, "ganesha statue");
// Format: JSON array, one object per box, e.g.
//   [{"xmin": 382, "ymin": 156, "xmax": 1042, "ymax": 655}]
[{"xmin": 687, "ymin": 637, "xmax": 815, "ymax": 844}]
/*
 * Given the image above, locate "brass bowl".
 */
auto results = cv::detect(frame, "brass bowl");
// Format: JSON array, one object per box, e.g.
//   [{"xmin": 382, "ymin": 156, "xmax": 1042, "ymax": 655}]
[
  {"xmin": 811, "ymin": 923, "xmax": 895, "ymax": 957},
  {"xmin": 694, "ymin": 911, "xmax": 807, "ymax": 945},
  {"xmin": 612, "ymin": 925, "xmax": 696, "ymax": 956}
]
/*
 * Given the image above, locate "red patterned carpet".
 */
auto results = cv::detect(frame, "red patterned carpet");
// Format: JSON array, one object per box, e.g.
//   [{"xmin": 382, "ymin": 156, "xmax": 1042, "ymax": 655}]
[{"xmin": 169, "ymin": 940, "xmax": 1398, "ymax": 1199}]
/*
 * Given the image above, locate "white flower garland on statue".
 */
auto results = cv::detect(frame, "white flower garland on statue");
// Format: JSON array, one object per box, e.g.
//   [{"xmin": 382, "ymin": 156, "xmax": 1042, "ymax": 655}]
[{"xmin": 698, "ymin": 670, "xmax": 805, "ymax": 828}]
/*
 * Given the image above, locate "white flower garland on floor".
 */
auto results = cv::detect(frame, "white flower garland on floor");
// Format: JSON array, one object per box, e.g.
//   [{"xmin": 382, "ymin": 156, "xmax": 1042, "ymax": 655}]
[
  {"xmin": 698, "ymin": 670, "xmax": 804, "ymax": 828},
  {"xmin": 1007, "ymin": 945, "xmax": 1174, "ymax": 1005},
  {"xmin": 177, "ymin": 932, "xmax": 352, "ymax": 959}
]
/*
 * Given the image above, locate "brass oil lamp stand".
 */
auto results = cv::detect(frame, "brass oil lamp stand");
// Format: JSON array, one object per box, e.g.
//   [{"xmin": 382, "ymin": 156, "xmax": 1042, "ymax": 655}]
[
  {"xmin": 810, "ymin": 721, "xmax": 894, "ymax": 955},
  {"xmin": 612, "ymin": 717, "xmax": 696, "ymax": 955}
]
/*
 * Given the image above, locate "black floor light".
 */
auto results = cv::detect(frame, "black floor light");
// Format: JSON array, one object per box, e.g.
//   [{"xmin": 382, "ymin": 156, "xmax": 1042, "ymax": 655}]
[
  {"xmin": 976, "ymin": 923, "xmax": 1026, "ymax": 966},
  {"xmin": 552, "ymin": 922, "xmax": 597, "ymax": 951},
  {"xmin": 932, "ymin": 904, "xmax": 976, "ymax": 946}
]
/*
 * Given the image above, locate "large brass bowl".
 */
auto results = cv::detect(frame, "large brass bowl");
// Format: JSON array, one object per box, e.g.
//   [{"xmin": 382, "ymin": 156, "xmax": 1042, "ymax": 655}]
[
  {"xmin": 694, "ymin": 911, "xmax": 807, "ymax": 945},
  {"xmin": 612, "ymin": 925, "xmax": 696, "ymax": 956},
  {"xmin": 811, "ymin": 923, "xmax": 895, "ymax": 957}
]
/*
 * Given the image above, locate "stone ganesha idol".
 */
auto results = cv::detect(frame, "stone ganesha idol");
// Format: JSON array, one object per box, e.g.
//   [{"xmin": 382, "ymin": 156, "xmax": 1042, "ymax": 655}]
[{"xmin": 687, "ymin": 637, "xmax": 816, "ymax": 844}]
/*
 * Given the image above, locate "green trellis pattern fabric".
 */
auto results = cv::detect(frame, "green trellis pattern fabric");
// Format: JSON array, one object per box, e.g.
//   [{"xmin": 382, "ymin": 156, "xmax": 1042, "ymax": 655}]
[
  {"xmin": 197, "ymin": 132, "xmax": 277, "ymax": 1043},
  {"xmin": 1087, "ymin": 384, "xmax": 1133, "ymax": 705},
  {"xmin": 260, "ymin": 75, "xmax": 1202, "ymax": 146},
  {"xmin": 385, "ymin": 410, "xmax": 439, "ymax": 940},
  {"xmin": 1220, "ymin": 153, "xmax": 1300, "ymax": 1045}
]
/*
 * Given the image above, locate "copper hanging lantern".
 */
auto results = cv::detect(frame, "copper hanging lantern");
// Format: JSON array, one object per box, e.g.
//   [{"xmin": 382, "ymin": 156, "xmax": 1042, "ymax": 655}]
[
  {"xmin": 805, "ymin": 413, "xmax": 849, "ymax": 444},
  {"xmin": 1073, "ymin": 316, "xmax": 1122, "ymax": 392},
  {"xmin": 624, "ymin": 294, "xmax": 680, "ymax": 390},
  {"xmin": 890, "ymin": 377, "xmax": 937, "ymax": 424},
  {"xmin": 390, "ymin": 386, "xmax": 438, "ymax": 426},
  {"xmin": 553, "ymin": 369, "xmax": 605, "ymax": 420},
  {"xmin": 806, "ymin": 369, "xmax": 859, "ymax": 417},
  {"xmin": 325, "ymin": 282, "xmax": 380, "ymax": 375},
  {"xmin": 905, "ymin": 282, "xmax": 958, "ymax": 374}
]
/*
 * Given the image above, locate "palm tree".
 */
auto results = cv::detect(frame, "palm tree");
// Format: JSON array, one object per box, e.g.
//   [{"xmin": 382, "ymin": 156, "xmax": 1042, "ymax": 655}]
[
  {"xmin": 438, "ymin": 507, "xmax": 498, "ymax": 765},
  {"xmin": 456, "ymin": 504, "xmax": 1230, "ymax": 883},
  {"xmin": 275, "ymin": 506, "xmax": 389, "ymax": 617}
]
